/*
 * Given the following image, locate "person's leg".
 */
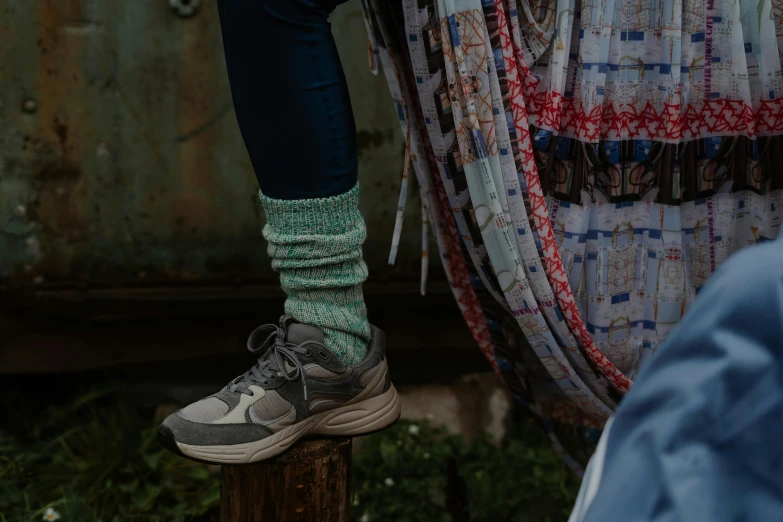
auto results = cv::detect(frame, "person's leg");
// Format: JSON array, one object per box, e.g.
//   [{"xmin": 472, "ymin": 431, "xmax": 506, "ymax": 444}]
[
  {"xmin": 216, "ymin": 0, "xmax": 358, "ymax": 198},
  {"xmin": 216, "ymin": 0, "xmax": 369, "ymax": 364},
  {"xmin": 157, "ymin": 1, "xmax": 399, "ymax": 464}
]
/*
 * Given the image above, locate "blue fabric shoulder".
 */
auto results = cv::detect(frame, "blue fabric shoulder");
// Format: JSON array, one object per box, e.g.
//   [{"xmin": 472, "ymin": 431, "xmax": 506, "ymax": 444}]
[{"xmin": 580, "ymin": 236, "xmax": 783, "ymax": 522}]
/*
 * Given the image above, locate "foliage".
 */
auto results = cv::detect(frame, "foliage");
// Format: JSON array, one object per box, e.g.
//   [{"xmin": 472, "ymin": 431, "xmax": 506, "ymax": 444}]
[
  {"xmin": 351, "ymin": 419, "xmax": 579, "ymax": 522},
  {"xmin": 0, "ymin": 387, "xmax": 577, "ymax": 522},
  {"xmin": 1, "ymin": 388, "xmax": 219, "ymax": 522}
]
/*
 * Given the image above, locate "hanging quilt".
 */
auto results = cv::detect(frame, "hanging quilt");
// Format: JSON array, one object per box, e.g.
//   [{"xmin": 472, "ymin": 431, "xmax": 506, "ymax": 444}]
[{"xmin": 363, "ymin": 0, "xmax": 783, "ymax": 468}]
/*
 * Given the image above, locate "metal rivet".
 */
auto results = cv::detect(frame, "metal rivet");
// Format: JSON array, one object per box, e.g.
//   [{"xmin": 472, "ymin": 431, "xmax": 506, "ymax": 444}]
[
  {"xmin": 21, "ymin": 99, "xmax": 37, "ymax": 113},
  {"xmin": 169, "ymin": 0, "xmax": 201, "ymax": 18}
]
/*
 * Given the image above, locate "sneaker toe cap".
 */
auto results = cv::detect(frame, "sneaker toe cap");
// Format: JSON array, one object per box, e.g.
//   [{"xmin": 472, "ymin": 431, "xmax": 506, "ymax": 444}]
[{"xmin": 158, "ymin": 412, "xmax": 274, "ymax": 447}]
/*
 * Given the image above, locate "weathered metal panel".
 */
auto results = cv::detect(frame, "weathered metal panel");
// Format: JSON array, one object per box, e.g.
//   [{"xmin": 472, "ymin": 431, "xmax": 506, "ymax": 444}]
[{"xmin": 0, "ymin": 1, "xmax": 428, "ymax": 289}]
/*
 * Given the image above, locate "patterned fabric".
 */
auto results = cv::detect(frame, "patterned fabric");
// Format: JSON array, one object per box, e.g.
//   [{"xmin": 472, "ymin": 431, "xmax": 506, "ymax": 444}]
[
  {"xmin": 260, "ymin": 185, "xmax": 371, "ymax": 365},
  {"xmin": 377, "ymin": 0, "xmax": 592, "ymax": 472},
  {"xmin": 365, "ymin": 0, "xmax": 503, "ymax": 373},
  {"xmin": 363, "ymin": 0, "xmax": 783, "ymax": 468},
  {"xmin": 580, "ymin": 191, "xmax": 783, "ymax": 379},
  {"xmin": 545, "ymin": 140, "xmax": 783, "ymax": 380},
  {"xmin": 435, "ymin": 0, "xmax": 615, "ymax": 418},
  {"xmin": 499, "ymin": 5, "xmax": 635, "ymax": 397},
  {"xmin": 516, "ymin": 0, "xmax": 783, "ymax": 143}
]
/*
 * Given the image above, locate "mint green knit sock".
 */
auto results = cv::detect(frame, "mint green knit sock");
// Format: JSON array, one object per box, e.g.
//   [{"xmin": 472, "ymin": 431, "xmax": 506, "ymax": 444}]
[{"xmin": 260, "ymin": 184, "xmax": 370, "ymax": 365}]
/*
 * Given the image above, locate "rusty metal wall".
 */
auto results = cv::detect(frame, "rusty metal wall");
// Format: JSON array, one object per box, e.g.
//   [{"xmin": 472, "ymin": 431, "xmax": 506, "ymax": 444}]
[{"xmin": 0, "ymin": 0, "xmax": 428, "ymax": 292}]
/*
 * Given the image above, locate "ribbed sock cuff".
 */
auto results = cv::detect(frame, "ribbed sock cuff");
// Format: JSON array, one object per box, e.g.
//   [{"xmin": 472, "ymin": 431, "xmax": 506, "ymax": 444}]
[{"xmin": 259, "ymin": 184, "xmax": 362, "ymax": 236}]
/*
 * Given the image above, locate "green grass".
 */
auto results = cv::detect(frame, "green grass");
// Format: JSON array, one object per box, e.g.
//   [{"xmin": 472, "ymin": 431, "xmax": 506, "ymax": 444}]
[
  {"xmin": 0, "ymin": 386, "xmax": 578, "ymax": 522},
  {"xmin": 352, "ymin": 420, "xmax": 580, "ymax": 522},
  {"xmin": 1, "ymin": 388, "xmax": 219, "ymax": 522}
]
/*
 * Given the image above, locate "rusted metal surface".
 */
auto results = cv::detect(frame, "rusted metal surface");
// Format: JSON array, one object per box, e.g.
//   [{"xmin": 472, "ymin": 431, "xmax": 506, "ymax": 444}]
[{"xmin": 0, "ymin": 1, "xmax": 428, "ymax": 292}]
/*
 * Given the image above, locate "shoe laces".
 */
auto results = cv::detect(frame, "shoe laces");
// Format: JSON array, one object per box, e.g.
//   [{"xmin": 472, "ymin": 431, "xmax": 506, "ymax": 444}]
[{"xmin": 227, "ymin": 321, "xmax": 310, "ymax": 400}]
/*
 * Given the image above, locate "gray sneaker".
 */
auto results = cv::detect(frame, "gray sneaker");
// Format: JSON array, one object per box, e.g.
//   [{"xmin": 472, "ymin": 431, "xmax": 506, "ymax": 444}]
[{"xmin": 157, "ymin": 316, "xmax": 400, "ymax": 464}]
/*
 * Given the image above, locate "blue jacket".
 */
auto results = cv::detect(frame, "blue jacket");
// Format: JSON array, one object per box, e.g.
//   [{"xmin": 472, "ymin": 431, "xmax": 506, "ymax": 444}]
[{"xmin": 569, "ymin": 234, "xmax": 783, "ymax": 522}]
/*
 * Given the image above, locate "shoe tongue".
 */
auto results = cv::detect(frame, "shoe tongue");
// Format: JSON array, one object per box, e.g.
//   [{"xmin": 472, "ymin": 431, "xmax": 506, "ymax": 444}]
[{"xmin": 285, "ymin": 322, "xmax": 325, "ymax": 345}]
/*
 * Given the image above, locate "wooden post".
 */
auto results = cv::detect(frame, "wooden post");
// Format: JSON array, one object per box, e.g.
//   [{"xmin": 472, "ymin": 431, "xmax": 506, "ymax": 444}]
[{"xmin": 221, "ymin": 438, "xmax": 352, "ymax": 522}]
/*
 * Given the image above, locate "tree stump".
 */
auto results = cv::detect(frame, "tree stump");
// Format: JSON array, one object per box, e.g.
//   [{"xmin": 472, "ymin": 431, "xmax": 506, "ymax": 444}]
[{"xmin": 220, "ymin": 438, "xmax": 352, "ymax": 522}]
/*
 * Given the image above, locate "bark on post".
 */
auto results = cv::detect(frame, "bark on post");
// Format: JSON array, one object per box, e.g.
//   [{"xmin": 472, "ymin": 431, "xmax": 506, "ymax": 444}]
[{"xmin": 220, "ymin": 438, "xmax": 352, "ymax": 522}]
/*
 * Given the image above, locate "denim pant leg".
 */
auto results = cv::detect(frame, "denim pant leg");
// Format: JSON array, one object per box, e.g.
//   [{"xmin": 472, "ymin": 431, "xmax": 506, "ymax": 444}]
[{"xmin": 216, "ymin": 0, "xmax": 357, "ymax": 199}]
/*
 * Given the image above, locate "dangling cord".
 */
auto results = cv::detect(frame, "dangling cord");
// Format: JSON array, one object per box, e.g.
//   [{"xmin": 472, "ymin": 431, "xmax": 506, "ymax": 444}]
[
  {"xmin": 368, "ymin": 0, "xmax": 413, "ymax": 266},
  {"xmin": 367, "ymin": 40, "xmax": 377, "ymax": 73},
  {"xmin": 420, "ymin": 196, "xmax": 430, "ymax": 296},
  {"xmin": 389, "ymin": 112, "xmax": 412, "ymax": 265},
  {"xmin": 359, "ymin": 0, "xmax": 381, "ymax": 75}
]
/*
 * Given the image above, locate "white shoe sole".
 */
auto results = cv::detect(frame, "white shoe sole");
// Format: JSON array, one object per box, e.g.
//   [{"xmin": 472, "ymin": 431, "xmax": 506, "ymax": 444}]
[{"xmin": 176, "ymin": 385, "xmax": 401, "ymax": 464}]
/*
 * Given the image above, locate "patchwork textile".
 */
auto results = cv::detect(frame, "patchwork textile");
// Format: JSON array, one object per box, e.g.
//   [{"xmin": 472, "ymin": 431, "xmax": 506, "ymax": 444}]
[
  {"xmin": 519, "ymin": 0, "xmax": 783, "ymax": 143},
  {"xmin": 363, "ymin": 0, "xmax": 783, "ymax": 466}
]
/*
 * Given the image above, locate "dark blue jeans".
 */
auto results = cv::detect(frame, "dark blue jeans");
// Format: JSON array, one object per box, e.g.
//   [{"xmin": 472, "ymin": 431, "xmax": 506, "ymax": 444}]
[{"xmin": 216, "ymin": 0, "xmax": 356, "ymax": 199}]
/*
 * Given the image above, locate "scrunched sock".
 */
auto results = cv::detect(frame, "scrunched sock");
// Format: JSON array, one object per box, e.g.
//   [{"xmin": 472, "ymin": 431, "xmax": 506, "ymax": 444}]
[{"xmin": 259, "ymin": 184, "xmax": 370, "ymax": 365}]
